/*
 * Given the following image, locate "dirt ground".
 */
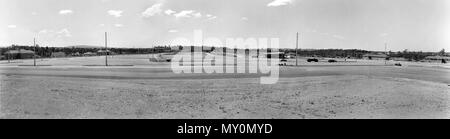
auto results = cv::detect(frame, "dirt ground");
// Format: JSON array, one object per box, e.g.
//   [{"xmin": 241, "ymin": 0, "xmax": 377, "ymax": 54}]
[{"xmin": 0, "ymin": 55, "xmax": 449, "ymax": 119}]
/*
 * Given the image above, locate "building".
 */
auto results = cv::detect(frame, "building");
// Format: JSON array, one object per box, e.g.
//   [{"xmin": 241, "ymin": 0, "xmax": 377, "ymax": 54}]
[
  {"xmin": 285, "ymin": 52, "xmax": 297, "ymax": 59},
  {"xmin": 5, "ymin": 49, "xmax": 35, "ymax": 59},
  {"xmin": 71, "ymin": 52, "xmax": 81, "ymax": 57},
  {"xmin": 83, "ymin": 52, "xmax": 97, "ymax": 56},
  {"xmin": 363, "ymin": 53, "xmax": 388, "ymax": 60},
  {"xmin": 97, "ymin": 50, "xmax": 111, "ymax": 55},
  {"xmin": 51, "ymin": 52, "xmax": 66, "ymax": 58}
]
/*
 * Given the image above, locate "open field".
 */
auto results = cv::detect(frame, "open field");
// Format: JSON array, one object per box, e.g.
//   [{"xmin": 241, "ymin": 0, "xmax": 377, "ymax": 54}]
[{"xmin": 0, "ymin": 54, "xmax": 449, "ymax": 119}]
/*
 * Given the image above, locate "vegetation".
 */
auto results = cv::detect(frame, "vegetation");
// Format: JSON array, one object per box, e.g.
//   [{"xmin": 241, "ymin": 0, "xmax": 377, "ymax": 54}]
[
  {"xmin": 0, "ymin": 45, "xmax": 446, "ymax": 61},
  {"xmin": 281, "ymin": 49, "xmax": 370, "ymax": 58},
  {"xmin": 0, "ymin": 45, "xmax": 174, "ymax": 59},
  {"xmin": 389, "ymin": 49, "xmax": 435, "ymax": 61}
]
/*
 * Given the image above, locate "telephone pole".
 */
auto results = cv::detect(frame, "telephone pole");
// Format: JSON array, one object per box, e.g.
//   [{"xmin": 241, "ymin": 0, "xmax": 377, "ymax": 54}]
[
  {"xmin": 33, "ymin": 38, "xmax": 36, "ymax": 66},
  {"xmin": 385, "ymin": 42, "xmax": 387, "ymax": 65},
  {"xmin": 296, "ymin": 32, "xmax": 299, "ymax": 66},
  {"xmin": 201, "ymin": 37, "xmax": 204, "ymax": 68},
  {"xmin": 7, "ymin": 46, "xmax": 10, "ymax": 63},
  {"xmin": 105, "ymin": 32, "xmax": 108, "ymax": 66}
]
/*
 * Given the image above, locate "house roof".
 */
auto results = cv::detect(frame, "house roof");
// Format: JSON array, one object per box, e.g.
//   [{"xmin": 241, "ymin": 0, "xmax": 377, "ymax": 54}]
[
  {"xmin": 97, "ymin": 50, "xmax": 111, "ymax": 53},
  {"xmin": 425, "ymin": 56, "xmax": 450, "ymax": 60},
  {"xmin": 363, "ymin": 54, "xmax": 388, "ymax": 58},
  {"xmin": 5, "ymin": 49, "xmax": 34, "ymax": 54}
]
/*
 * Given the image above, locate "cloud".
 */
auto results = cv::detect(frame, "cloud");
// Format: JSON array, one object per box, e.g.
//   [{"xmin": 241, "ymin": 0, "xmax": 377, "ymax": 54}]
[
  {"xmin": 320, "ymin": 32, "xmax": 330, "ymax": 36},
  {"xmin": 59, "ymin": 10, "xmax": 74, "ymax": 15},
  {"xmin": 107, "ymin": 10, "xmax": 123, "ymax": 18},
  {"xmin": 38, "ymin": 29, "xmax": 49, "ymax": 34},
  {"xmin": 204, "ymin": 14, "xmax": 218, "ymax": 20},
  {"xmin": 241, "ymin": 17, "xmax": 249, "ymax": 21},
  {"xmin": 267, "ymin": 0, "xmax": 293, "ymax": 7},
  {"xmin": 39, "ymin": 28, "xmax": 72, "ymax": 37},
  {"xmin": 174, "ymin": 10, "xmax": 194, "ymax": 18},
  {"xmin": 207, "ymin": 16, "xmax": 218, "ymax": 20},
  {"xmin": 142, "ymin": 3, "xmax": 163, "ymax": 17},
  {"xmin": 168, "ymin": 29, "xmax": 178, "ymax": 33},
  {"xmin": 7, "ymin": 25, "xmax": 17, "ymax": 28},
  {"xmin": 193, "ymin": 12, "xmax": 202, "ymax": 18},
  {"xmin": 333, "ymin": 35, "xmax": 345, "ymax": 40},
  {"xmin": 165, "ymin": 9, "xmax": 176, "ymax": 15},
  {"xmin": 380, "ymin": 33, "xmax": 389, "ymax": 37},
  {"xmin": 31, "ymin": 12, "xmax": 38, "ymax": 15},
  {"xmin": 114, "ymin": 24, "xmax": 124, "ymax": 27},
  {"xmin": 142, "ymin": 6, "xmax": 214, "ymax": 20},
  {"xmin": 57, "ymin": 28, "xmax": 72, "ymax": 37}
]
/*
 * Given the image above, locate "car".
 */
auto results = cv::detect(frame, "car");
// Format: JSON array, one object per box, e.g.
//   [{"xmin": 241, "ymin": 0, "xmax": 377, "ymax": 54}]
[
  {"xmin": 328, "ymin": 59, "xmax": 337, "ymax": 63},
  {"xmin": 280, "ymin": 59, "xmax": 288, "ymax": 62},
  {"xmin": 395, "ymin": 63, "xmax": 402, "ymax": 66},
  {"xmin": 307, "ymin": 58, "xmax": 319, "ymax": 62}
]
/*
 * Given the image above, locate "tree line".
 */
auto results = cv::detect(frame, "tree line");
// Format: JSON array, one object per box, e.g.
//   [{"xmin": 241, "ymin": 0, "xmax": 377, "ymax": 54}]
[
  {"xmin": 0, "ymin": 45, "xmax": 446, "ymax": 61},
  {"xmin": 0, "ymin": 45, "xmax": 175, "ymax": 58}
]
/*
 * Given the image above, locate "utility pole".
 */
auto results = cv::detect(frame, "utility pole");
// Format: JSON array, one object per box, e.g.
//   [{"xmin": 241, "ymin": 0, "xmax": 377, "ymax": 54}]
[
  {"xmin": 34, "ymin": 38, "xmax": 36, "ymax": 66},
  {"xmin": 385, "ymin": 42, "xmax": 387, "ymax": 65},
  {"xmin": 7, "ymin": 46, "xmax": 10, "ymax": 63},
  {"xmin": 296, "ymin": 32, "xmax": 299, "ymax": 66},
  {"xmin": 105, "ymin": 32, "xmax": 108, "ymax": 66},
  {"xmin": 201, "ymin": 37, "xmax": 204, "ymax": 68}
]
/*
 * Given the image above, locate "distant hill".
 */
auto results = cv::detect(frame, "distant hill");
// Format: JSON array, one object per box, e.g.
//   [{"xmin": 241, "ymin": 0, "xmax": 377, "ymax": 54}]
[{"xmin": 66, "ymin": 45, "xmax": 103, "ymax": 49}]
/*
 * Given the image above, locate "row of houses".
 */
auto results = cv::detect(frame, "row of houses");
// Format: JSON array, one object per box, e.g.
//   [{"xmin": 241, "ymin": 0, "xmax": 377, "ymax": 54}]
[
  {"xmin": 2, "ymin": 49, "xmax": 36, "ymax": 59},
  {"xmin": 0, "ymin": 49, "xmax": 113, "ymax": 60},
  {"xmin": 58, "ymin": 50, "xmax": 113, "ymax": 57},
  {"xmin": 423, "ymin": 56, "xmax": 449, "ymax": 63},
  {"xmin": 361, "ymin": 53, "xmax": 449, "ymax": 63}
]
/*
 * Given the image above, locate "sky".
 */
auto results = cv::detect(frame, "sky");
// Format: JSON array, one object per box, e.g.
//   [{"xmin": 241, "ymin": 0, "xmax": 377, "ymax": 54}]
[{"xmin": 0, "ymin": 0, "xmax": 449, "ymax": 52}]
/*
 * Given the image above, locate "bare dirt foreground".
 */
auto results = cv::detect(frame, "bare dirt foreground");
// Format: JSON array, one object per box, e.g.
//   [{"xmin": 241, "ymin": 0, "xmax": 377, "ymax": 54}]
[{"xmin": 0, "ymin": 57, "xmax": 449, "ymax": 119}]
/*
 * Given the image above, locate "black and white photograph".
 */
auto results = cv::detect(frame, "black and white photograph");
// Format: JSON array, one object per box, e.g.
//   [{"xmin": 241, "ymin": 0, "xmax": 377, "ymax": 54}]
[{"xmin": 0, "ymin": 0, "xmax": 449, "ymax": 122}]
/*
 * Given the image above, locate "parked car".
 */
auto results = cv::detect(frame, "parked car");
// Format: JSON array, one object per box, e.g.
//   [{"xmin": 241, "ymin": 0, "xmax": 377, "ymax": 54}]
[
  {"xmin": 395, "ymin": 63, "xmax": 402, "ymax": 66},
  {"xmin": 328, "ymin": 59, "xmax": 337, "ymax": 63},
  {"xmin": 307, "ymin": 58, "xmax": 319, "ymax": 62}
]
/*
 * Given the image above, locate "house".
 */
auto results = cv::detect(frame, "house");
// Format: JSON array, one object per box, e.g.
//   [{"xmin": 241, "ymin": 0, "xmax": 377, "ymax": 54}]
[
  {"xmin": 5, "ymin": 49, "xmax": 35, "ymax": 59},
  {"xmin": 0, "ymin": 55, "xmax": 5, "ymax": 60},
  {"xmin": 363, "ymin": 53, "xmax": 388, "ymax": 60},
  {"xmin": 51, "ymin": 52, "xmax": 66, "ymax": 58},
  {"xmin": 285, "ymin": 52, "xmax": 297, "ymax": 59},
  {"xmin": 83, "ymin": 52, "xmax": 97, "ymax": 56},
  {"xmin": 71, "ymin": 52, "xmax": 81, "ymax": 57},
  {"xmin": 97, "ymin": 50, "xmax": 111, "ymax": 55}
]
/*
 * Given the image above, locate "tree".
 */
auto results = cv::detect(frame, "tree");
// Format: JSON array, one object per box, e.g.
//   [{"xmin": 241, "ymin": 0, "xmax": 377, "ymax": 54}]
[{"xmin": 438, "ymin": 49, "xmax": 445, "ymax": 56}]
